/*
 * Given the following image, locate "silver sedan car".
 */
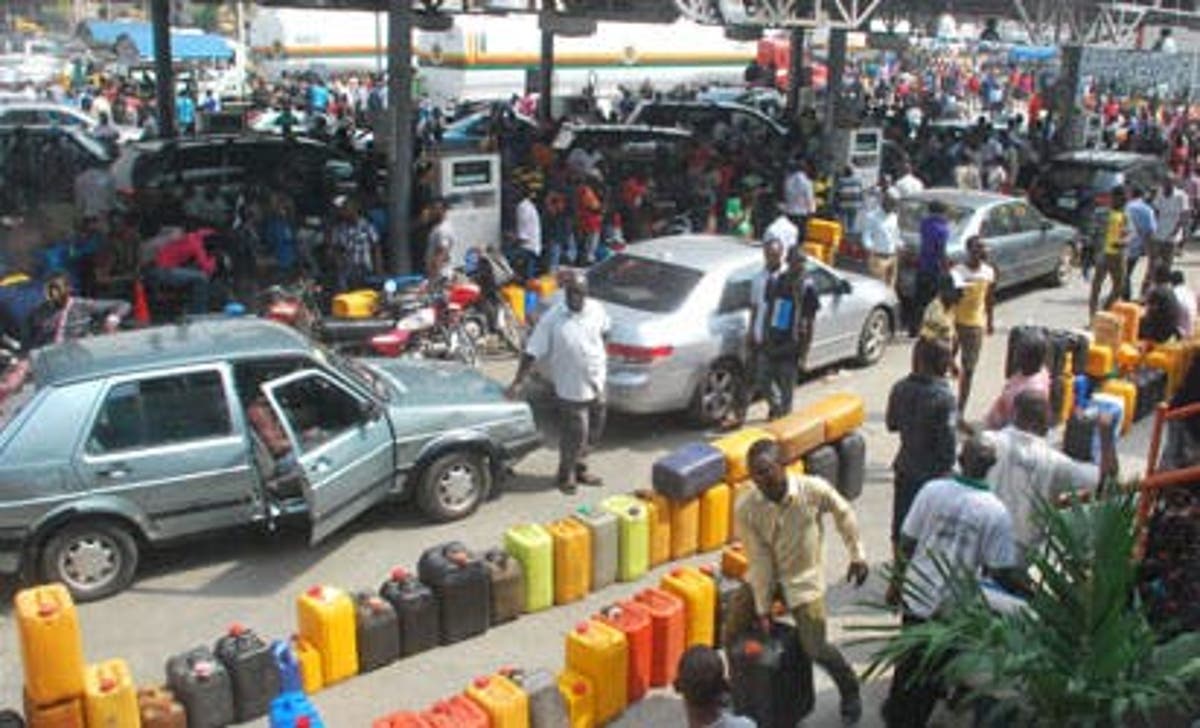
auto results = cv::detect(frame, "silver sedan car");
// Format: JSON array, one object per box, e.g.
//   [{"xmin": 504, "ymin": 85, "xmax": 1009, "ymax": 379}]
[{"xmin": 590, "ymin": 235, "xmax": 899, "ymax": 426}]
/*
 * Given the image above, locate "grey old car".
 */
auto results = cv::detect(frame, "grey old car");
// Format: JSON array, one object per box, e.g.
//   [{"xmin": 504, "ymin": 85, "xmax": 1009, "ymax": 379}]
[{"xmin": 0, "ymin": 319, "xmax": 539, "ymax": 600}]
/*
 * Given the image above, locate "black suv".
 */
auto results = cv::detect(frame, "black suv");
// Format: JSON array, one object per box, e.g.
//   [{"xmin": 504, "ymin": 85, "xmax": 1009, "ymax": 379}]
[{"xmin": 1031, "ymin": 150, "xmax": 1170, "ymax": 229}]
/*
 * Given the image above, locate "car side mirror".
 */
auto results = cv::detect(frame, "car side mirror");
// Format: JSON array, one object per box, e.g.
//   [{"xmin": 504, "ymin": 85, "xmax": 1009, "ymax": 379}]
[
  {"xmin": 361, "ymin": 399, "xmax": 383, "ymax": 421},
  {"xmin": 839, "ymin": 279, "xmax": 852, "ymax": 295}
]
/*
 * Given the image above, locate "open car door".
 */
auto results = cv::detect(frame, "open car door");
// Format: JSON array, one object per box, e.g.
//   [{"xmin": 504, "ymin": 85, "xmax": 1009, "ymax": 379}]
[{"xmin": 261, "ymin": 369, "xmax": 394, "ymax": 544}]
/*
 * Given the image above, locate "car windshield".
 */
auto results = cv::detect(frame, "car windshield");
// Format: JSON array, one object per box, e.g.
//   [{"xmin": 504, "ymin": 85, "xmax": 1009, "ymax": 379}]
[
  {"xmin": 897, "ymin": 199, "xmax": 972, "ymax": 236},
  {"xmin": 311, "ymin": 343, "xmax": 390, "ymax": 402},
  {"xmin": 587, "ymin": 254, "xmax": 703, "ymax": 313},
  {"xmin": 1044, "ymin": 163, "xmax": 1122, "ymax": 192}
]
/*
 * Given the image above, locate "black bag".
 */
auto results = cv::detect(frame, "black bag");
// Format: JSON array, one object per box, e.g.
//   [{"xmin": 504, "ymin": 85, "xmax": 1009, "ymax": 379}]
[
  {"xmin": 834, "ymin": 432, "xmax": 866, "ymax": 500},
  {"xmin": 729, "ymin": 622, "xmax": 815, "ymax": 728}
]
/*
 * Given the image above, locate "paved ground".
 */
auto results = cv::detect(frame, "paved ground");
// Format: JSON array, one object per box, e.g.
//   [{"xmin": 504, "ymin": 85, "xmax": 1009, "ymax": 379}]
[{"xmin": 2, "ymin": 253, "xmax": 1193, "ymax": 726}]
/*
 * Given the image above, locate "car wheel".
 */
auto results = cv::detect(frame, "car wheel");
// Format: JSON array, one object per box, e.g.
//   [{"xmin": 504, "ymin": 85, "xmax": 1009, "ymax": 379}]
[
  {"xmin": 689, "ymin": 359, "xmax": 743, "ymax": 428},
  {"xmin": 39, "ymin": 520, "xmax": 139, "ymax": 602},
  {"xmin": 857, "ymin": 307, "xmax": 891, "ymax": 366},
  {"xmin": 1046, "ymin": 244, "xmax": 1073, "ymax": 287},
  {"xmin": 417, "ymin": 451, "xmax": 491, "ymax": 522}
]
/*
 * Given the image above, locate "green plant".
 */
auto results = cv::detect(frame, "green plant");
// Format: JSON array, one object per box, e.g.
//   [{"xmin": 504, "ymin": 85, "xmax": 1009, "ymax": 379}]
[{"xmin": 853, "ymin": 494, "xmax": 1200, "ymax": 726}]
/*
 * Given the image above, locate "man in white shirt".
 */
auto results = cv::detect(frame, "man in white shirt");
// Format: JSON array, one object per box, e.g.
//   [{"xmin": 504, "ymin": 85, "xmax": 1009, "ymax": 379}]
[
  {"xmin": 1152, "ymin": 177, "xmax": 1189, "ymax": 275},
  {"xmin": 892, "ymin": 161, "xmax": 926, "ymax": 198},
  {"xmin": 508, "ymin": 271, "xmax": 611, "ymax": 494},
  {"xmin": 861, "ymin": 192, "xmax": 902, "ymax": 287},
  {"xmin": 425, "ymin": 197, "xmax": 459, "ymax": 286},
  {"xmin": 982, "ymin": 390, "xmax": 1118, "ymax": 567},
  {"xmin": 1172, "ymin": 270, "xmax": 1197, "ymax": 338},
  {"xmin": 783, "ymin": 158, "xmax": 816, "ymax": 236},
  {"xmin": 73, "ymin": 158, "xmax": 116, "ymax": 228},
  {"xmin": 512, "ymin": 185, "xmax": 543, "ymax": 278},
  {"xmin": 728, "ymin": 239, "xmax": 785, "ymax": 428},
  {"xmin": 762, "ymin": 212, "xmax": 798, "ymax": 253}
]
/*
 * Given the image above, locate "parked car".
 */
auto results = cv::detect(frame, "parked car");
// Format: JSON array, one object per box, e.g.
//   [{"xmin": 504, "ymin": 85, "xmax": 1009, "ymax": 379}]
[
  {"xmin": 590, "ymin": 235, "xmax": 898, "ymax": 426},
  {"xmin": 0, "ymin": 101, "xmax": 142, "ymax": 143},
  {"xmin": 1030, "ymin": 150, "xmax": 1169, "ymax": 229},
  {"xmin": 0, "ymin": 318, "xmax": 539, "ymax": 600},
  {"xmin": 111, "ymin": 134, "xmax": 357, "ymax": 217},
  {"xmin": 895, "ymin": 189, "xmax": 1079, "ymax": 310},
  {"xmin": 0, "ymin": 125, "xmax": 112, "ymax": 213},
  {"xmin": 625, "ymin": 99, "xmax": 791, "ymax": 173}
]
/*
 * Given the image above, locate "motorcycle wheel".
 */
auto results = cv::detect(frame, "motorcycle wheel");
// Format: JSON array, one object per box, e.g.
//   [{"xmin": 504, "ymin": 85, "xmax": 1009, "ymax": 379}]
[
  {"xmin": 452, "ymin": 325, "xmax": 479, "ymax": 368},
  {"xmin": 495, "ymin": 300, "xmax": 524, "ymax": 355}
]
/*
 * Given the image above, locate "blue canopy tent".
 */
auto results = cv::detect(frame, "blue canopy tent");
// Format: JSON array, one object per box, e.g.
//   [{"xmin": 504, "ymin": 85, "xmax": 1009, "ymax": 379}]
[
  {"xmin": 1008, "ymin": 44, "xmax": 1058, "ymax": 64},
  {"xmin": 78, "ymin": 20, "xmax": 233, "ymax": 62}
]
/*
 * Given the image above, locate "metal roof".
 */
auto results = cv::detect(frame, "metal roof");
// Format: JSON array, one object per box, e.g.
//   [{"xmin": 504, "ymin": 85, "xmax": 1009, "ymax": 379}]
[
  {"xmin": 33, "ymin": 319, "xmax": 312, "ymax": 387},
  {"xmin": 1051, "ymin": 150, "xmax": 1161, "ymax": 168},
  {"xmin": 78, "ymin": 20, "xmax": 234, "ymax": 61}
]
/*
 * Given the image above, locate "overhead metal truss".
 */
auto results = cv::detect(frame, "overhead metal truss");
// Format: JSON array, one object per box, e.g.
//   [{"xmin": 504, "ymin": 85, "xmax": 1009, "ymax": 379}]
[{"xmin": 673, "ymin": 0, "xmax": 884, "ymax": 29}]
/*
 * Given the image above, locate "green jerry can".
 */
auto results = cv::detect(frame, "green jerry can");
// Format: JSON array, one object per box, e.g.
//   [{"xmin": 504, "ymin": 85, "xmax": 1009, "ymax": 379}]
[
  {"xmin": 600, "ymin": 495, "xmax": 650, "ymax": 582},
  {"xmin": 503, "ymin": 523, "xmax": 555, "ymax": 613}
]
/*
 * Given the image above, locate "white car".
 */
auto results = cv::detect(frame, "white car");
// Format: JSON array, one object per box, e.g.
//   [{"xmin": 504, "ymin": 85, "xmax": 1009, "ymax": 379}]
[{"xmin": 0, "ymin": 102, "xmax": 142, "ymax": 144}]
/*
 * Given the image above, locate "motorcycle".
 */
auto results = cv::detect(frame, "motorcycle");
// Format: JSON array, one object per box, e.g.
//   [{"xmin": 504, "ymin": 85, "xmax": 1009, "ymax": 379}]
[
  {"xmin": 463, "ymin": 246, "xmax": 525, "ymax": 355},
  {"xmin": 366, "ymin": 279, "xmax": 479, "ymax": 366}
]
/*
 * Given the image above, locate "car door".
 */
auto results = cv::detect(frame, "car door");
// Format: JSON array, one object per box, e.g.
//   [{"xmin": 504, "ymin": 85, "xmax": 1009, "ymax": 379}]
[
  {"xmin": 979, "ymin": 203, "xmax": 1023, "ymax": 287},
  {"xmin": 807, "ymin": 266, "xmax": 863, "ymax": 368},
  {"xmin": 1008, "ymin": 201, "xmax": 1056, "ymax": 280},
  {"xmin": 711, "ymin": 264, "xmax": 758, "ymax": 364},
  {"xmin": 75, "ymin": 366, "xmax": 261, "ymax": 540},
  {"xmin": 261, "ymin": 369, "xmax": 394, "ymax": 544}
]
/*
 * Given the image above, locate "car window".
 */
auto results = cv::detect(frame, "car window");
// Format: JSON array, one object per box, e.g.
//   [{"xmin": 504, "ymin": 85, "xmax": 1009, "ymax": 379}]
[
  {"xmin": 587, "ymin": 253, "xmax": 704, "ymax": 314},
  {"xmin": 718, "ymin": 267, "xmax": 757, "ymax": 313},
  {"xmin": 46, "ymin": 110, "xmax": 83, "ymax": 126},
  {"xmin": 87, "ymin": 370, "xmax": 232, "ymax": 455},
  {"xmin": 897, "ymin": 200, "xmax": 971, "ymax": 236},
  {"xmin": 1008, "ymin": 202, "xmax": 1041, "ymax": 232},
  {"xmin": 269, "ymin": 373, "xmax": 363, "ymax": 454},
  {"xmin": 0, "ymin": 109, "xmax": 39, "ymax": 125},
  {"xmin": 982, "ymin": 205, "xmax": 1015, "ymax": 237}
]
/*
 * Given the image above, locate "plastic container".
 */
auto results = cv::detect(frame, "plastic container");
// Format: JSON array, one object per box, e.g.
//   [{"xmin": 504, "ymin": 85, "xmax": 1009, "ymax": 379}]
[
  {"xmin": 1086, "ymin": 343, "xmax": 1115, "ymax": 378},
  {"xmin": 633, "ymin": 491, "xmax": 672, "ymax": 567},
  {"xmin": 698, "ymin": 482, "xmax": 731, "ymax": 551},
  {"xmin": 501, "ymin": 668, "xmax": 568, "ymax": 728},
  {"xmin": 806, "ymin": 217, "xmax": 842, "ymax": 247},
  {"xmin": 379, "ymin": 567, "xmax": 441, "ymax": 657},
  {"xmin": 564, "ymin": 620, "xmax": 628, "ymax": 725},
  {"xmin": 651, "ymin": 442, "xmax": 728, "ymax": 500},
  {"xmin": 137, "ymin": 686, "xmax": 186, "ymax": 728},
  {"xmin": 546, "ymin": 518, "xmax": 591, "ymax": 605},
  {"xmin": 214, "ymin": 622, "xmax": 282, "ymax": 722},
  {"xmin": 721, "ymin": 542, "xmax": 749, "ymax": 580},
  {"xmin": 24, "ymin": 694, "xmax": 84, "ymax": 728},
  {"xmin": 572, "ymin": 506, "xmax": 618, "ymax": 592},
  {"xmin": 798, "ymin": 392, "xmax": 866, "ymax": 443},
  {"xmin": 464, "ymin": 674, "xmax": 530, "ymax": 728},
  {"xmin": 271, "ymin": 640, "xmax": 303, "ymax": 695},
  {"xmin": 15, "ymin": 583, "xmax": 86, "ymax": 706},
  {"xmin": 83, "ymin": 659, "xmax": 138, "ymax": 728},
  {"xmin": 373, "ymin": 713, "xmax": 435, "ymax": 728},
  {"xmin": 1145, "ymin": 342, "xmax": 1187, "ymax": 396},
  {"xmin": 712, "ymin": 427, "xmax": 775, "ymax": 483},
  {"xmin": 661, "ymin": 566, "xmax": 717, "ymax": 647},
  {"xmin": 504, "ymin": 524, "xmax": 554, "ymax": 613},
  {"xmin": 354, "ymin": 593, "xmax": 401, "ymax": 673},
  {"xmin": 165, "ymin": 646, "xmax": 236, "ymax": 728},
  {"xmin": 1110, "ymin": 301, "xmax": 1142, "ymax": 344},
  {"xmin": 557, "ymin": 671, "xmax": 595, "ymax": 728},
  {"xmin": 632, "ymin": 587, "xmax": 686, "ymax": 688},
  {"xmin": 483, "ymin": 547, "xmax": 527, "ymax": 624},
  {"xmin": 501, "ymin": 283, "xmax": 527, "ymax": 325},
  {"xmin": 1090, "ymin": 395, "xmax": 1126, "ymax": 460},
  {"xmin": 669, "ymin": 497, "xmax": 700, "ymax": 560},
  {"xmin": 417, "ymin": 542, "xmax": 492, "ymax": 645},
  {"xmin": 1099, "ymin": 378, "xmax": 1136, "ymax": 434},
  {"xmin": 763, "ymin": 411, "xmax": 825, "ymax": 463},
  {"xmin": 1116, "ymin": 341, "xmax": 1142, "ymax": 373},
  {"xmin": 269, "ymin": 691, "xmax": 325, "ymax": 728},
  {"xmin": 426, "ymin": 695, "xmax": 489, "ymax": 728},
  {"xmin": 296, "ymin": 585, "xmax": 358, "ymax": 686},
  {"xmin": 332, "ymin": 288, "xmax": 380, "ymax": 318},
  {"xmin": 1091, "ymin": 311, "xmax": 1124, "ymax": 350},
  {"xmin": 728, "ymin": 481, "xmax": 756, "ymax": 541},
  {"xmin": 600, "ymin": 495, "xmax": 650, "ymax": 582},
  {"xmin": 1131, "ymin": 366, "xmax": 1167, "ymax": 421},
  {"xmin": 700, "ymin": 564, "xmax": 746, "ymax": 648},
  {"xmin": 802, "ymin": 444, "xmax": 840, "ymax": 490},
  {"xmin": 291, "ymin": 637, "xmax": 323, "ymax": 694},
  {"xmin": 596, "ymin": 602, "xmax": 653, "ymax": 704},
  {"xmin": 729, "ymin": 623, "xmax": 815, "ymax": 728},
  {"xmin": 834, "ymin": 431, "xmax": 866, "ymax": 501}
]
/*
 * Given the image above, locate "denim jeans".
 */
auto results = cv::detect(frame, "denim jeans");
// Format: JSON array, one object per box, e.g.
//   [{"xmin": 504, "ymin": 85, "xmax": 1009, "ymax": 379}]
[{"xmin": 153, "ymin": 267, "xmax": 210, "ymax": 314}]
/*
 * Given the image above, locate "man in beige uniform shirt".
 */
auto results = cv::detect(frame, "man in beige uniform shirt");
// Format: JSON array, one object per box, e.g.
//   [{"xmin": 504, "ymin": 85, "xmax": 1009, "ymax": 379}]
[{"xmin": 733, "ymin": 438, "xmax": 870, "ymax": 725}]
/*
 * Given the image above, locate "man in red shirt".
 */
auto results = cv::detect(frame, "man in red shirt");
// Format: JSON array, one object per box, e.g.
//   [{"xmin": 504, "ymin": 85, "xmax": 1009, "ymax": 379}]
[{"xmin": 152, "ymin": 227, "xmax": 217, "ymax": 314}]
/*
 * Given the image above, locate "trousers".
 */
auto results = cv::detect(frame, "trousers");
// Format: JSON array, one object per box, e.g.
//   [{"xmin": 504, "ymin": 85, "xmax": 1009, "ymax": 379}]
[{"xmin": 557, "ymin": 397, "xmax": 606, "ymax": 483}]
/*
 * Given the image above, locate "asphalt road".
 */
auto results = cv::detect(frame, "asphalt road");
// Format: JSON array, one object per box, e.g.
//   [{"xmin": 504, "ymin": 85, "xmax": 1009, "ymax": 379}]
[{"xmin": 2, "ymin": 254, "xmax": 1193, "ymax": 727}]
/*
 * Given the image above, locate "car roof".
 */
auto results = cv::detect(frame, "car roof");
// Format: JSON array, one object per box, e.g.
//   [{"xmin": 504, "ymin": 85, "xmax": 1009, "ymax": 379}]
[
  {"xmin": 621, "ymin": 234, "xmax": 761, "ymax": 274},
  {"xmin": 1051, "ymin": 150, "xmax": 1160, "ymax": 169},
  {"xmin": 633, "ymin": 99, "xmax": 786, "ymax": 131},
  {"xmin": 33, "ymin": 319, "xmax": 313, "ymax": 387},
  {"xmin": 901, "ymin": 187, "xmax": 1013, "ymax": 210},
  {"xmin": 123, "ymin": 133, "xmax": 336, "ymax": 154},
  {"xmin": 0, "ymin": 101, "xmax": 84, "ymax": 112}
]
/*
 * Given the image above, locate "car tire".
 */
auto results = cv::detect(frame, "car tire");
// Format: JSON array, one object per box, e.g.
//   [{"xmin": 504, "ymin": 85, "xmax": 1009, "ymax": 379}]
[
  {"xmin": 688, "ymin": 359, "xmax": 743, "ymax": 428},
  {"xmin": 856, "ymin": 307, "xmax": 891, "ymax": 366},
  {"xmin": 38, "ymin": 520, "xmax": 139, "ymax": 603},
  {"xmin": 416, "ymin": 450, "xmax": 491, "ymax": 522},
  {"xmin": 1045, "ymin": 244, "xmax": 1073, "ymax": 287}
]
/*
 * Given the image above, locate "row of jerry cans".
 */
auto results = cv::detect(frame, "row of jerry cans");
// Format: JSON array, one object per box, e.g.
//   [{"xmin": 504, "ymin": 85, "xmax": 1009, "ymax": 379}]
[{"xmin": 375, "ymin": 667, "xmax": 570, "ymax": 728}]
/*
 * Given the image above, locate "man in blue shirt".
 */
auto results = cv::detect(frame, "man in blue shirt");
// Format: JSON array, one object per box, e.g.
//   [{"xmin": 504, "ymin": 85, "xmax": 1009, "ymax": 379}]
[
  {"xmin": 175, "ymin": 90, "xmax": 196, "ymax": 135},
  {"xmin": 1123, "ymin": 187, "xmax": 1157, "ymax": 300},
  {"xmin": 308, "ymin": 79, "xmax": 330, "ymax": 115},
  {"xmin": 910, "ymin": 200, "xmax": 950, "ymax": 336}
]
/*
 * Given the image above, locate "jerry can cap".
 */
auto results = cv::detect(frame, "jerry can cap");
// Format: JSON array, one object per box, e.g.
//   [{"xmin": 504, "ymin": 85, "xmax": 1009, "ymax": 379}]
[
  {"xmin": 670, "ymin": 567, "xmax": 684, "ymax": 576},
  {"xmin": 473, "ymin": 676, "xmax": 491, "ymax": 688},
  {"xmin": 36, "ymin": 600, "xmax": 58, "ymax": 618},
  {"xmin": 449, "ymin": 551, "xmax": 468, "ymax": 566},
  {"xmin": 99, "ymin": 675, "xmax": 117, "ymax": 692},
  {"xmin": 390, "ymin": 566, "xmax": 408, "ymax": 581},
  {"xmin": 306, "ymin": 585, "xmax": 323, "ymax": 598},
  {"xmin": 575, "ymin": 622, "xmax": 590, "ymax": 634},
  {"xmin": 743, "ymin": 640, "xmax": 763, "ymax": 657},
  {"xmin": 228, "ymin": 622, "xmax": 247, "ymax": 637},
  {"xmin": 193, "ymin": 661, "xmax": 214, "ymax": 680},
  {"xmin": 628, "ymin": 506, "xmax": 640, "ymax": 517},
  {"xmin": 575, "ymin": 505, "xmax": 591, "ymax": 516},
  {"xmin": 296, "ymin": 717, "xmax": 311, "ymax": 728},
  {"xmin": 699, "ymin": 564, "xmax": 715, "ymax": 576},
  {"xmin": 367, "ymin": 596, "xmax": 387, "ymax": 612},
  {"xmin": 572, "ymin": 681, "xmax": 588, "ymax": 695}
]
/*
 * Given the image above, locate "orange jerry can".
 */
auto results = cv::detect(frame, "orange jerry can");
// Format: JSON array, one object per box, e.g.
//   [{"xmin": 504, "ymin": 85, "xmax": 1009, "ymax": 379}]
[
  {"xmin": 764, "ymin": 410, "xmax": 825, "ymax": 464},
  {"xmin": 1146, "ymin": 343, "xmax": 1187, "ymax": 396},
  {"xmin": 727, "ymin": 481, "xmax": 756, "ymax": 541},
  {"xmin": 712, "ymin": 427, "xmax": 775, "ymax": 483},
  {"xmin": 137, "ymin": 686, "xmax": 186, "ymax": 728},
  {"xmin": 1109, "ymin": 301, "xmax": 1142, "ymax": 344},
  {"xmin": 798, "ymin": 392, "xmax": 866, "ymax": 443},
  {"xmin": 661, "ymin": 566, "xmax": 717, "ymax": 648},
  {"xmin": 547, "ymin": 517, "xmax": 591, "ymax": 605},
  {"xmin": 721, "ymin": 541, "xmax": 749, "ymax": 580},
  {"xmin": 807, "ymin": 217, "xmax": 843, "ymax": 248},
  {"xmin": 634, "ymin": 491, "xmax": 672, "ymax": 567},
  {"xmin": 557, "ymin": 670, "xmax": 595, "ymax": 728},
  {"xmin": 15, "ymin": 583, "xmax": 87, "ymax": 706},
  {"xmin": 425, "ymin": 695, "xmax": 490, "ymax": 728},
  {"xmin": 669, "ymin": 497, "xmax": 700, "ymax": 560},
  {"xmin": 1086, "ymin": 344, "xmax": 1115, "ymax": 378},
  {"xmin": 632, "ymin": 587, "xmax": 686, "ymax": 688},
  {"xmin": 296, "ymin": 585, "xmax": 358, "ymax": 686},
  {"xmin": 83, "ymin": 660, "xmax": 138, "ymax": 728},
  {"xmin": 373, "ymin": 713, "xmax": 437, "ymax": 728},
  {"xmin": 24, "ymin": 692, "xmax": 84, "ymax": 728},
  {"xmin": 1116, "ymin": 342, "xmax": 1142, "ymax": 373},
  {"xmin": 464, "ymin": 674, "xmax": 530, "ymax": 728},
  {"xmin": 1092, "ymin": 311, "xmax": 1124, "ymax": 350},
  {"xmin": 564, "ymin": 620, "xmax": 628, "ymax": 725},
  {"xmin": 596, "ymin": 601, "xmax": 653, "ymax": 704},
  {"xmin": 290, "ymin": 636, "xmax": 323, "ymax": 694},
  {"xmin": 1100, "ymin": 377, "xmax": 1137, "ymax": 434},
  {"xmin": 698, "ymin": 482, "xmax": 731, "ymax": 552}
]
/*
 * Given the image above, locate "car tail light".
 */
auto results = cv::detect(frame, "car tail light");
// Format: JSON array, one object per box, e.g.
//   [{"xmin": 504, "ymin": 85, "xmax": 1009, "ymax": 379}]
[
  {"xmin": 1095, "ymin": 192, "xmax": 1112, "ymax": 209},
  {"xmin": 607, "ymin": 342, "xmax": 674, "ymax": 364}
]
